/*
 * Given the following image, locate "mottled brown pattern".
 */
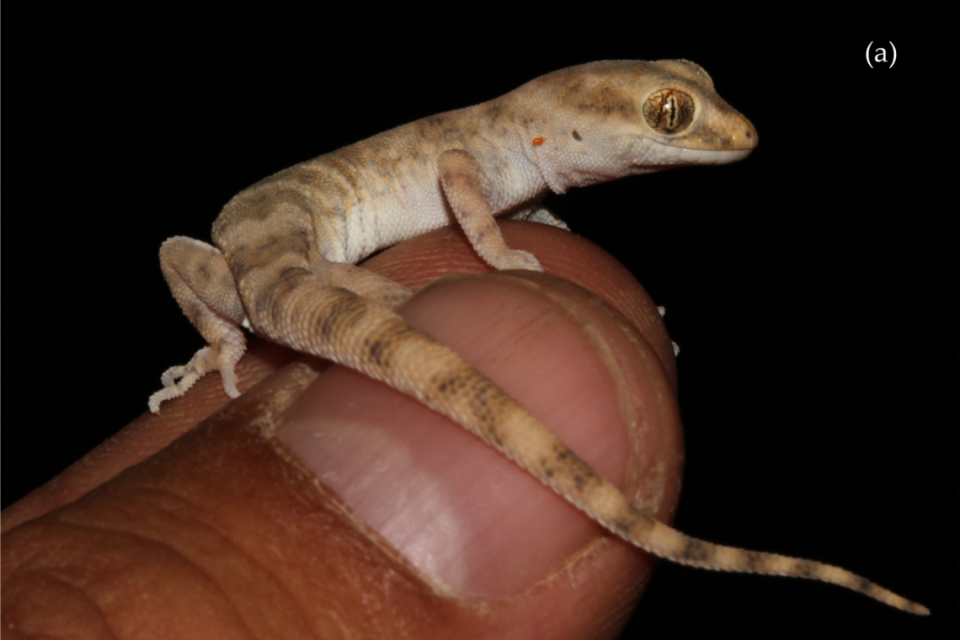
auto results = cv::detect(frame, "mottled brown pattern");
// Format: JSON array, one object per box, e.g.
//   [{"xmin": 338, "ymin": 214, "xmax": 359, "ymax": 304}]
[
  {"xmin": 792, "ymin": 559, "xmax": 818, "ymax": 579},
  {"xmin": 858, "ymin": 576, "xmax": 876, "ymax": 593},
  {"xmin": 678, "ymin": 538, "xmax": 714, "ymax": 564},
  {"xmin": 609, "ymin": 517, "xmax": 634, "ymax": 537},
  {"xmin": 744, "ymin": 550, "xmax": 764, "ymax": 572},
  {"xmin": 227, "ymin": 227, "xmax": 312, "ymax": 282},
  {"xmin": 257, "ymin": 272, "xmax": 311, "ymax": 329},
  {"xmin": 560, "ymin": 81, "xmax": 634, "ymax": 119},
  {"xmin": 434, "ymin": 371, "xmax": 466, "ymax": 395},
  {"xmin": 366, "ymin": 339, "xmax": 389, "ymax": 368},
  {"xmin": 571, "ymin": 473, "xmax": 588, "ymax": 492},
  {"xmin": 467, "ymin": 381, "xmax": 498, "ymax": 431},
  {"xmin": 363, "ymin": 325, "xmax": 416, "ymax": 370},
  {"xmin": 481, "ymin": 102, "xmax": 504, "ymax": 123},
  {"xmin": 317, "ymin": 153, "xmax": 366, "ymax": 195},
  {"xmin": 195, "ymin": 262, "xmax": 212, "ymax": 282},
  {"xmin": 319, "ymin": 289, "xmax": 366, "ymax": 341},
  {"xmin": 185, "ymin": 300, "xmax": 206, "ymax": 324}
]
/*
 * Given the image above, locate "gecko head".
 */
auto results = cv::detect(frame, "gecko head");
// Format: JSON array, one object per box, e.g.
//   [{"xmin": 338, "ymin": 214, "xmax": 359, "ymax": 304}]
[
  {"xmin": 518, "ymin": 60, "xmax": 758, "ymax": 190},
  {"xmin": 633, "ymin": 59, "xmax": 758, "ymax": 158}
]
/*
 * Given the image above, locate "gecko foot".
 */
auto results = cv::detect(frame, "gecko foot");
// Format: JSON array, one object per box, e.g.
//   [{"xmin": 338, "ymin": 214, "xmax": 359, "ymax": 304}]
[{"xmin": 148, "ymin": 345, "xmax": 241, "ymax": 413}]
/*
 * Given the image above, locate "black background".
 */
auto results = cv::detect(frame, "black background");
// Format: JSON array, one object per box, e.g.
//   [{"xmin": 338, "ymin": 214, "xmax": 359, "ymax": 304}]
[{"xmin": 7, "ymin": 8, "xmax": 957, "ymax": 639}]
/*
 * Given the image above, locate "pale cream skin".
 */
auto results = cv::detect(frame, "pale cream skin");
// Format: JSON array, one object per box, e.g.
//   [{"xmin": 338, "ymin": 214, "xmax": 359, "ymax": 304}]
[{"xmin": 149, "ymin": 60, "xmax": 926, "ymax": 614}]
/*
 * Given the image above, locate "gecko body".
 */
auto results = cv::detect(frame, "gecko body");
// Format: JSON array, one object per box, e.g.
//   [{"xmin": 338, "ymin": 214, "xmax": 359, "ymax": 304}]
[{"xmin": 150, "ymin": 60, "xmax": 927, "ymax": 614}]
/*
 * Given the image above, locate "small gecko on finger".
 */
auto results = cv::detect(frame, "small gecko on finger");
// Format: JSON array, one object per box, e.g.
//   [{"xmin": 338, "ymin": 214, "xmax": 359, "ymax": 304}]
[{"xmin": 149, "ymin": 60, "xmax": 928, "ymax": 615}]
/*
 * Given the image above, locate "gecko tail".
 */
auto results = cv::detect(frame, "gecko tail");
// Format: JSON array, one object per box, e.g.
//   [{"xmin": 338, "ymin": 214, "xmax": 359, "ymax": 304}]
[
  {"xmin": 245, "ymin": 270, "xmax": 928, "ymax": 616},
  {"xmin": 536, "ymin": 452, "xmax": 928, "ymax": 616},
  {"xmin": 637, "ymin": 519, "xmax": 930, "ymax": 615}
]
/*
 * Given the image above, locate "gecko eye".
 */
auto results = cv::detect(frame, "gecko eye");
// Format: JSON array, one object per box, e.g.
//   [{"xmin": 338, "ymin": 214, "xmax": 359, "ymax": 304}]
[{"xmin": 643, "ymin": 89, "xmax": 695, "ymax": 134}]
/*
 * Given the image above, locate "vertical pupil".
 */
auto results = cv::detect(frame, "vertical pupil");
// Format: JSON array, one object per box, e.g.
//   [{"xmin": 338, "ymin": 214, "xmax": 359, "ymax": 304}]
[{"xmin": 664, "ymin": 94, "xmax": 678, "ymax": 129}]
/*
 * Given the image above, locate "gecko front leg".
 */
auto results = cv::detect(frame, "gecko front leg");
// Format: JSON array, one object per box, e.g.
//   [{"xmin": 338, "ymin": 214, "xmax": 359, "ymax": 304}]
[{"xmin": 438, "ymin": 149, "xmax": 544, "ymax": 272}]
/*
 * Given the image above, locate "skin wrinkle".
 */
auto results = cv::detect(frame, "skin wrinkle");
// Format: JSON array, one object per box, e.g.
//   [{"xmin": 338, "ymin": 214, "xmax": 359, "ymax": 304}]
[
  {"xmin": 33, "ymin": 516, "xmax": 268, "ymax": 634},
  {"xmin": 60, "ymin": 574, "xmax": 118, "ymax": 628}
]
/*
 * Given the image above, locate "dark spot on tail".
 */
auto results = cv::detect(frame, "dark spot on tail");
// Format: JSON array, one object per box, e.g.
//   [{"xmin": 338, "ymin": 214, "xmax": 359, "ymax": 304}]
[
  {"xmin": 793, "ymin": 560, "xmax": 818, "ymax": 579},
  {"xmin": 436, "ymin": 372, "xmax": 464, "ymax": 395},
  {"xmin": 679, "ymin": 539, "xmax": 713, "ymax": 563},
  {"xmin": 572, "ymin": 472, "xmax": 590, "ymax": 492},
  {"xmin": 320, "ymin": 290, "xmax": 364, "ymax": 340},
  {"xmin": 611, "ymin": 518, "xmax": 634, "ymax": 537},
  {"xmin": 368, "ymin": 339, "xmax": 389, "ymax": 367},
  {"xmin": 572, "ymin": 130, "xmax": 582, "ymax": 141}
]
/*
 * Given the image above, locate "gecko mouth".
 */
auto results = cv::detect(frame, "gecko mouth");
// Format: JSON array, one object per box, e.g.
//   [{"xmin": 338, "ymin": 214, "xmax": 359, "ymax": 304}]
[{"xmin": 636, "ymin": 138, "xmax": 755, "ymax": 168}]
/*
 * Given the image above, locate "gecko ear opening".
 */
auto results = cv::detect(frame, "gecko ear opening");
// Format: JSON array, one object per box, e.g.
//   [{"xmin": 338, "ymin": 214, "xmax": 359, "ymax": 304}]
[{"xmin": 642, "ymin": 89, "xmax": 695, "ymax": 134}]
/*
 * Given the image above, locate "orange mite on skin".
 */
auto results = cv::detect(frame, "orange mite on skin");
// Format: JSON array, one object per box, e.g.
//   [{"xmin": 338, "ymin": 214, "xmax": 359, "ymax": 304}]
[{"xmin": 532, "ymin": 137, "xmax": 545, "ymax": 145}]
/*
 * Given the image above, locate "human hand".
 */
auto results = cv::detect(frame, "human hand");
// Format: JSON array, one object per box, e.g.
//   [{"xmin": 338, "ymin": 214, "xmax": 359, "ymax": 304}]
[{"xmin": 2, "ymin": 222, "xmax": 683, "ymax": 639}]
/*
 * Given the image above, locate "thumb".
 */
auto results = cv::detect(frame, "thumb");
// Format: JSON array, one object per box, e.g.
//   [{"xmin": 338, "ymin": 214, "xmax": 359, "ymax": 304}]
[{"xmin": 2, "ymin": 225, "xmax": 683, "ymax": 639}]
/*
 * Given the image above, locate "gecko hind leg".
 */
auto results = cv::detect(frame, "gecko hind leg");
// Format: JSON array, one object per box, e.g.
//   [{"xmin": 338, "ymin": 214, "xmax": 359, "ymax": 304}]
[
  {"xmin": 149, "ymin": 237, "xmax": 248, "ymax": 413},
  {"xmin": 309, "ymin": 258, "xmax": 413, "ymax": 310}
]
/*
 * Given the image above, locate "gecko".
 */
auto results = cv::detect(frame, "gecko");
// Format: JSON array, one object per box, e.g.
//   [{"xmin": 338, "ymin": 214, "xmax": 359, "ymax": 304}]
[{"xmin": 148, "ymin": 59, "xmax": 927, "ymax": 615}]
